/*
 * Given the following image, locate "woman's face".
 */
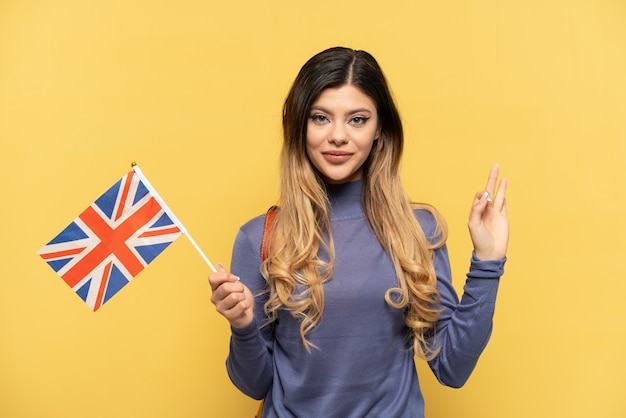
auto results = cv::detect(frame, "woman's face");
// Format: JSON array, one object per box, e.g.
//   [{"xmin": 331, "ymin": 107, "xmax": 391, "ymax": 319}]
[{"xmin": 306, "ymin": 85, "xmax": 381, "ymax": 184}]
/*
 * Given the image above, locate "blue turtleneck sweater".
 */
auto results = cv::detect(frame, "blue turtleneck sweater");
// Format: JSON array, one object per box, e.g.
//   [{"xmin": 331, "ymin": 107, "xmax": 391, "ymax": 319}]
[{"xmin": 226, "ymin": 179, "xmax": 505, "ymax": 417}]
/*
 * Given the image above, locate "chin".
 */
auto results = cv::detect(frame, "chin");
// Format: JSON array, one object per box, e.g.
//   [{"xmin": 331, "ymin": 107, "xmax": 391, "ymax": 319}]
[{"xmin": 323, "ymin": 173, "xmax": 358, "ymax": 184}]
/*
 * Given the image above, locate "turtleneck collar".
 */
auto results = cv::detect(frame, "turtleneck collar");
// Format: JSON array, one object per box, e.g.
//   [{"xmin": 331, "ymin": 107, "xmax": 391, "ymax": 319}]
[{"xmin": 325, "ymin": 179, "xmax": 365, "ymax": 221}]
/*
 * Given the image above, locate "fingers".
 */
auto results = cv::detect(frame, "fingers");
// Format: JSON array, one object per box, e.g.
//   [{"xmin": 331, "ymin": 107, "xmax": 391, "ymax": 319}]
[
  {"xmin": 484, "ymin": 163, "xmax": 500, "ymax": 197},
  {"xmin": 208, "ymin": 263, "xmax": 244, "ymax": 309},
  {"xmin": 493, "ymin": 177, "xmax": 508, "ymax": 212},
  {"xmin": 208, "ymin": 262, "xmax": 239, "ymax": 292},
  {"xmin": 481, "ymin": 163, "xmax": 508, "ymax": 212},
  {"xmin": 470, "ymin": 164, "xmax": 507, "ymax": 223},
  {"xmin": 468, "ymin": 165, "xmax": 510, "ymax": 260},
  {"xmin": 469, "ymin": 190, "xmax": 490, "ymax": 227},
  {"xmin": 213, "ymin": 282, "xmax": 249, "ymax": 312},
  {"xmin": 208, "ymin": 263, "xmax": 252, "ymax": 326}
]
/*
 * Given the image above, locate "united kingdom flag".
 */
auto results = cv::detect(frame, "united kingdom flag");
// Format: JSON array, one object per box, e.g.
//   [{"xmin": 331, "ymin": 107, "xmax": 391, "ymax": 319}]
[{"xmin": 38, "ymin": 169, "xmax": 182, "ymax": 311}]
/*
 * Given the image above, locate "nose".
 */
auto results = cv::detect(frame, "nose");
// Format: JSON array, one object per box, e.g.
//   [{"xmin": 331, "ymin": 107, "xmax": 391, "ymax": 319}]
[{"xmin": 329, "ymin": 123, "xmax": 348, "ymax": 145}]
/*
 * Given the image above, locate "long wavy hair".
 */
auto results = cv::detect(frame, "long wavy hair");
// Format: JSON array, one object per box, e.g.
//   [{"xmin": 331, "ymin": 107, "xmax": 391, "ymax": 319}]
[{"xmin": 260, "ymin": 47, "xmax": 447, "ymax": 359}]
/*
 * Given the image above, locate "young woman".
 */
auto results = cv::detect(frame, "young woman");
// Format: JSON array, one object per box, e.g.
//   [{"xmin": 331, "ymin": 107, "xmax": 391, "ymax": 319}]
[{"xmin": 209, "ymin": 46, "xmax": 508, "ymax": 417}]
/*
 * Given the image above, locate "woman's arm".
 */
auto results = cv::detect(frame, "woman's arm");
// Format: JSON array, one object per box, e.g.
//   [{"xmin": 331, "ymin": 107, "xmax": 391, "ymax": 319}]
[
  {"xmin": 209, "ymin": 218, "xmax": 274, "ymax": 399},
  {"xmin": 426, "ymin": 164, "xmax": 509, "ymax": 387},
  {"xmin": 427, "ymin": 246, "xmax": 505, "ymax": 387}
]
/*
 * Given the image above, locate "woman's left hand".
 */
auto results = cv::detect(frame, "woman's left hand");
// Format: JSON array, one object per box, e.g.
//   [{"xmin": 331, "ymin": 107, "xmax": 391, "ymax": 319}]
[{"xmin": 468, "ymin": 164, "xmax": 509, "ymax": 260}]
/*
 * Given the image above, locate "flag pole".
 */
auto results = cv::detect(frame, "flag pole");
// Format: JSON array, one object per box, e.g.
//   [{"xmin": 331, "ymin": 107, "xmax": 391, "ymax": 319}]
[{"xmin": 131, "ymin": 163, "xmax": 217, "ymax": 272}]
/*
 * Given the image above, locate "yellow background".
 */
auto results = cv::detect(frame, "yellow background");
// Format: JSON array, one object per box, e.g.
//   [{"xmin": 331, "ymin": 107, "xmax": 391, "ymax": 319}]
[{"xmin": 1, "ymin": 1, "xmax": 625, "ymax": 417}]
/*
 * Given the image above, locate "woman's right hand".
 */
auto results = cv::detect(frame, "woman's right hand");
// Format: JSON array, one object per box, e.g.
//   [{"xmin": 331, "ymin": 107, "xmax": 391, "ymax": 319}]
[{"xmin": 209, "ymin": 263, "xmax": 255, "ymax": 329}]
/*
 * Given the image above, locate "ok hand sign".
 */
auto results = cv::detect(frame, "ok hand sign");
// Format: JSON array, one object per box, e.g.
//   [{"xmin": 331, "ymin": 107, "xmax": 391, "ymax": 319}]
[{"xmin": 468, "ymin": 164, "xmax": 509, "ymax": 261}]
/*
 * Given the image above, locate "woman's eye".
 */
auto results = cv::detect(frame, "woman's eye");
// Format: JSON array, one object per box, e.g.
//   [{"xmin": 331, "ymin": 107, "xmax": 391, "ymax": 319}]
[
  {"xmin": 310, "ymin": 114, "xmax": 329, "ymax": 124},
  {"xmin": 350, "ymin": 116, "xmax": 369, "ymax": 125}
]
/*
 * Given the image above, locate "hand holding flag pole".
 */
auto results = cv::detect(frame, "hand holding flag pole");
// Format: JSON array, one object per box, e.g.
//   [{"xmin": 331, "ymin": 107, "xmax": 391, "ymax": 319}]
[{"xmin": 131, "ymin": 163, "xmax": 217, "ymax": 273}]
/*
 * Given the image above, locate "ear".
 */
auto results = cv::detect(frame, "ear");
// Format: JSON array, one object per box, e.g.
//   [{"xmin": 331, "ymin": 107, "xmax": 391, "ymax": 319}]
[{"xmin": 375, "ymin": 124, "xmax": 382, "ymax": 141}]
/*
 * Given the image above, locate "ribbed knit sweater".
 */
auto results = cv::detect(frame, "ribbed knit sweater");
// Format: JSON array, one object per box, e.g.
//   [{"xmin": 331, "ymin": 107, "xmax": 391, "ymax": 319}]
[{"xmin": 226, "ymin": 179, "xmax": 506, "ymax": 417}]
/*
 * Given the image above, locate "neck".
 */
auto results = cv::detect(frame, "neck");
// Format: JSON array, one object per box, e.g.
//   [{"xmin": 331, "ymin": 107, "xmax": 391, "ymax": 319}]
[{"xmin": 326, "ymin": 179, "xmax": 364, "ymax": 221}]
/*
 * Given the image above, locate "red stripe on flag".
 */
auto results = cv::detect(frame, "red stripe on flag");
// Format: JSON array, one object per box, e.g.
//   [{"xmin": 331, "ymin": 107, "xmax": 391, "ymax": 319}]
[
  {"xmin": 114, "ymin": 171, "xmax": 134, "ymax": 221},
  {"xmin": 93, "ymin": 261, "xmax": 112, "ymax": 311},
  {"xmin": 40, "ymin": 247, "xmax": 86, "ymax": 260},
  {"xmin": 139, "ymin": 226, "xmax": 180, "ymax": 238}
]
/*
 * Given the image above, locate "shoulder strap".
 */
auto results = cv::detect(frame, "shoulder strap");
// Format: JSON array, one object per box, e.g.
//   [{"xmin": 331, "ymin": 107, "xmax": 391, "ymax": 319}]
[{"xmin": 260, "ymin": 206, "xmax": 279, "ymax": 262}]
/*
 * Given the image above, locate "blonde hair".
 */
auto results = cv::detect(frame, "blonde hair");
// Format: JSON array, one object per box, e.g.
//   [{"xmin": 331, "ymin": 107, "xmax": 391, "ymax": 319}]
[{"xmin": 260, "ymin": 47, "xmax": 447, "ymax": 358}]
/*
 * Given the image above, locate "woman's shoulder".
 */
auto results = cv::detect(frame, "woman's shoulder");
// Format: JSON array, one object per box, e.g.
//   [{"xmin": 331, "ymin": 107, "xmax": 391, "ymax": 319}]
[
  {"xmin": 239, "ymin": 212, "xmax": 266, "ymax": 235},
  {"xmin": 238, "ymin": 209, "xmax": 275, "ymax": 244}
]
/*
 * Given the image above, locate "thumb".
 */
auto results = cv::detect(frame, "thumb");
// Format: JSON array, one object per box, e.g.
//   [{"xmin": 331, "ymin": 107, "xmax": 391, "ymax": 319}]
[
  {"xmin": 209, "ymin": 263, "xmax": 238, "ymax": 292},
  {"xmin": 217, "ymin": 262, "xmax": 240, "ymax": 281}
]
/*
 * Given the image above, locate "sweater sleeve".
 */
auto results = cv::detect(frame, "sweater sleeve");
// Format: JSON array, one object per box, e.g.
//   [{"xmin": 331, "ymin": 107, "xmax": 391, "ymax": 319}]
[
  {"xmin": 225, "ymin": 219, "xmax": 274, "ymax": 400},
  {"xmin": 417, "ymin": 211, "xmax": 506, "ymax": 388}
]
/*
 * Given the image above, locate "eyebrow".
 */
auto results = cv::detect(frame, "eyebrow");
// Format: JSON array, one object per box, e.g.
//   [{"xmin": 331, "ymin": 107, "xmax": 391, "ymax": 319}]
[{"xmin": 309, "ymin": 105, "xmax": 374, "ymax": 115}]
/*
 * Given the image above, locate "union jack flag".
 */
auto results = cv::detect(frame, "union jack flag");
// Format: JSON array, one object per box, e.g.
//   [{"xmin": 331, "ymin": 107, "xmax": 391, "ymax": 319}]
[{"xmin": 38, "ymin": 169, "xmax": 182, "ymax": 311}]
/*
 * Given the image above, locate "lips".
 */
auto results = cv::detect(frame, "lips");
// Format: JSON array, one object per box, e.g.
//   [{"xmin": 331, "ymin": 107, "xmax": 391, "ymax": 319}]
[{"xmin": 322, "ymin": 151, "xmax": 352, "ymax": 164}]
